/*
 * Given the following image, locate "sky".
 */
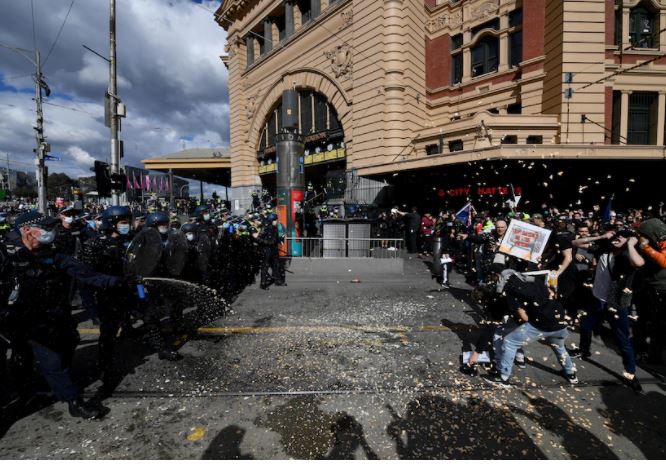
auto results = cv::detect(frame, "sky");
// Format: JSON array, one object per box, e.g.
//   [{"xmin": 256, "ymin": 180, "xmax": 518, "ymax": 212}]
[{"xmin": 0, "ymin": 0, "xmax": 229, "ymax": 197}]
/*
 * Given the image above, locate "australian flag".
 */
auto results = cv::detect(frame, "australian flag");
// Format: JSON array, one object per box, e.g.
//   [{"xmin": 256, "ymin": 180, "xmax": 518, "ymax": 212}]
[{"xmin": 456, "ymin": 201, "xmax": 474, "ymax": 227}]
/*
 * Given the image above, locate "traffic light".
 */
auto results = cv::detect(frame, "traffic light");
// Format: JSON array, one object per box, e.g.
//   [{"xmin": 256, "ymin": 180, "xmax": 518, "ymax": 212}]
[
  {"xmin": 93, "ymin": 160, "xmax": 111, "ymax": 197},
  {"xmin": 110, "ymin": 170, "xmax": 125, "ymax": 192}
]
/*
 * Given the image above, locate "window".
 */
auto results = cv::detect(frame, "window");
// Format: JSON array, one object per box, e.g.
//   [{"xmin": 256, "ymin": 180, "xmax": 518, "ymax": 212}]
[
  {"xmin": 314, "ymin": 93, "xmax": 328, "ymax": 132},
  {"xmin": 449, "ymin": 140, "xmax": 464, "ymax": 152},
  {"xmin": 298, "ymin": 0, "xmax": 311, "ymax": 25},
  {"xmin": 611, "ymin": 90, "xmax": 621, "ymax": 144},
  {"xmin": 300, "ymin": 92, "xmax": 313, "ymax": 134},
  {"xmin": 628, "ymin": 91, "xmax": 658, "ymax": 144},
  {"xmin": 451, "ymin": 34, "xmax": 463, "ymax": 50},
  {"xmin": 630, "ymin": 5, "xmax": 658, "ymax": 48},
  {"xmin": 276, "ymin": 15, "xmax": 286, "ymax": 42},
  {"xmin": 509, "ymin": 30, "xmax": 522, "ymax": 67},
  {"xmin": 615, "ymin": 7, "xmax": 623, "ymax": 47},
  {"xmin": 507, "ymin": 102, "xmax": 522, "ymax": 114},
  {"xmin": 471, "ymin": 36, "xmax": 499, "ymax": 77},
  {"xmin": 267, "ymin": 110, "xmax": 277, "ymax": 146},
  {"xmin": 509, "ymin": 9, "xmax": 522, "ymax": 28},
  {"xmin": 502, "ymin": 135, "xmax": 517, "ymax": 144},
  {"xmin": 526, "ymin": 135, "xmax": 543, "ymax": 144},
  {"xmin": 246, "ymin": 35, "xmax": 254, "ymax": 67},
  {"xmin": 452, "ymin": 52, "xmax": 463, "ymax": 84},
  {"xmin": 471, "ymin": 18, "xmax": 499, "ymax": 37},
  {"xmin": 425, "ymin": 144, "xmax": 440, "ymax": 155}
]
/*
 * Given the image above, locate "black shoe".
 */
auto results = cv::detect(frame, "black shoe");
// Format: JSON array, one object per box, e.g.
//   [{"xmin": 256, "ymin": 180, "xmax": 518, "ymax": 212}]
[
  {"xmin": 68, "ymin": 398, "xmax": 102, "ymax": 420},
  {"xmin": 569, "ymin": 350, "xmax": 591, "ymax": 360},
  {"xmin": 158, "ymin": 350, "xmax": 183, "ymax": 361},
  {"xmin": 260, "ymin": 284, "xmax": 269, "ymax": 290},
  {"xmin": 514, "ymin": 358, "xmax": 526, "ymax": 369},
  {"xmin": 482, "ymin": 371, "xmax": 512, "ymax": 389},
  {"xmin": 460, "ymin": 363, "xmax": 478, "ymax": 377},
  {"xmin": 623, "ymin": 375, "xmax": 643, "ymax": 393}
]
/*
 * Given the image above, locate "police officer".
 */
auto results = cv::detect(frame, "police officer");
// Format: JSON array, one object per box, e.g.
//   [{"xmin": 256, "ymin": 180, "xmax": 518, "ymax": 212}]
[
  {"xmin": 143, "ymin": 212, "xmax": 183, "ymax": 361},
  {"xmin": 257, "ymin": 214, "xmax": 281, "ymax": 290},
  {"xmin": 1, "ymin": 211, "xmax": 125, "ymax": 419},
  {"xmin": 81, "ymin": 206, "xmax": 135, "ymax": 387},
  {"xmin": 180, "ymin": 223, "xmax": 209, "ymax": 285}
]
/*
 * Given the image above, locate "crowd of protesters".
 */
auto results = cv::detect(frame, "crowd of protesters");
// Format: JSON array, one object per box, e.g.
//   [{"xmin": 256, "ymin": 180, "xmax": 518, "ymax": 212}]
[{"xmin": 385, "ymin": 201, "xmax": 666, "ymax": 392}]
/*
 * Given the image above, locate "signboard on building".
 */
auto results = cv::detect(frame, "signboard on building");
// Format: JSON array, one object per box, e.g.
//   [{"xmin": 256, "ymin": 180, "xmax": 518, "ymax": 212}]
[{"xmin": 498, "ymin": 219, "xmax": 551, "ymax": 263}]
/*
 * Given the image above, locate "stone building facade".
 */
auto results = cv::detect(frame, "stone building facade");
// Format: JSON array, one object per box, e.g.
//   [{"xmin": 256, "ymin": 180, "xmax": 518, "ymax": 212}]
[{"xmin": 217, "ymin": 0, "xmax": 666, "ymax": 211}]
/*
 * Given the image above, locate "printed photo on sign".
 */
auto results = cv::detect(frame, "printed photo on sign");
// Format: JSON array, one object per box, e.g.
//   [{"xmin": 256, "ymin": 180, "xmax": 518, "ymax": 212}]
[{"xmin": 498, "ymin": 219, "xmax": 551, "ymax": 263}]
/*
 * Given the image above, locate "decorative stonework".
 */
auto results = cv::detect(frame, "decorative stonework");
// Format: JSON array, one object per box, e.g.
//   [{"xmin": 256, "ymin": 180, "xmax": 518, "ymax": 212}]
[
  {"xmin": 426, "ymin": 10, "xmax": 462, "ymax": 33},
  {"xmin": 246, "ymin": 95, "xmax": 257, "ymax": 121},
  {"xmin": 341, "ymin": 9, "xmax": 353, "ymax": 28},
  {"xmin": 325, "ymin": 44, "xmax": 353, "ymax": 79},
  {"xmin": 472, "ymin": 1, "xmax": 499, "ymax": 21}
]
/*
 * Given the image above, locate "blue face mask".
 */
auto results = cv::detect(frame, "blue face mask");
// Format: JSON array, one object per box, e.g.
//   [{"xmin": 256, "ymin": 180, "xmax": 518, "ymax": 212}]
[
  {"xmin": 37, "ymin": 229, "xmax": 56, "ymax": 245},
  {"xmin": 117, "ymin": 223, "xmax": 130, "ymax": 236}
]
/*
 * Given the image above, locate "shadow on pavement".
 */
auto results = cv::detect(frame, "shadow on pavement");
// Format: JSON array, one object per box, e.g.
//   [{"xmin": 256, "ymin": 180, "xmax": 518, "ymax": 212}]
[
  {"xmin": 509, "ymin": 393, "xmax": 618, "ymax": 459},
  {"xmin": 598, "ymin": 383, "xmax": 666, "ymax": 459},
  {"xmin": 386, "ymin": 394, "xmax": 546, "ymax": 459},
  {"xmin": 201, "ymin": 425, "xmax": 254, "ymax": 460}
]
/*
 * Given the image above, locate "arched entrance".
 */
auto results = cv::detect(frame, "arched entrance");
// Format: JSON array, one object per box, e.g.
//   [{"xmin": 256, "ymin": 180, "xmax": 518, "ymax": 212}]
[{"xmin": 256, "ymin": 89, "xmax": 346, "ymax": 199}]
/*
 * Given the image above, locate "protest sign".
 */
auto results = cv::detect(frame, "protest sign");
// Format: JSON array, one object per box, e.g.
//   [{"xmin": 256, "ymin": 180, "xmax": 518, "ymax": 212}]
[{"xmin": 498, "ymin": 219, "xmax": 551, "ymax": 263}]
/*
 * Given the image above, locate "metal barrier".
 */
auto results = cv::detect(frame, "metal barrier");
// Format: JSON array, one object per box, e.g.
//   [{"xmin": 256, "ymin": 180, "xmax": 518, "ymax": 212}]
[{"xmin": 285, "ymin": 238, "xmax": 405, "ymax": 258}]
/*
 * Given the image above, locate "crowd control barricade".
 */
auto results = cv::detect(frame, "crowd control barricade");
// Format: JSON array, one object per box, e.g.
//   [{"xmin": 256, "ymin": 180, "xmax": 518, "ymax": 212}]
[{"xmin": 285, "ymin": 237, "xmax": 404, "ymax": 258}]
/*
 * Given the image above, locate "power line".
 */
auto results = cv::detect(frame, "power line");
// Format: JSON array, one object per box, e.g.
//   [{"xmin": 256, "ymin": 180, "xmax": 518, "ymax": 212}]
[
  {"xmin": 43, "ymin": 0, "xmax": 76, "ymax": 68},
  {"xmin": 43, "ymin": 100, "xmax": 99, "ymax": 117},
  {"xmin": 30, "ymin": 0, "xmax": 37, "ymax": 55}
]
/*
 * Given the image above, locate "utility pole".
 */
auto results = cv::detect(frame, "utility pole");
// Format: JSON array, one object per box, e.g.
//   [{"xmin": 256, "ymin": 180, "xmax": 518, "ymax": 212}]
[
  {"xmin": 109, "ymin": 0, "xmax": 121, "ymax": 205},
  {"xmin": 34, "ymin": 49, "xmax": 48, "ymax": 214},
  {"xmin": 5, "ymin": 153, "xmax": 11, "ymax": 192}
]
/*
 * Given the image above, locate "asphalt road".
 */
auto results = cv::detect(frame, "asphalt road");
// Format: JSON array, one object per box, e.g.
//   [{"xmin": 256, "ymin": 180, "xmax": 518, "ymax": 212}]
[{"xmin": 1, "ymin": 257, "xmax": 665, "ymax": 459}]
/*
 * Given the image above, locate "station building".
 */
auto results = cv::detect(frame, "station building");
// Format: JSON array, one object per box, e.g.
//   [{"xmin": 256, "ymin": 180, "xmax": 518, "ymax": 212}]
[{"xmin": 216, "ymin": 0, "xmax": 666, "ymax": 213}]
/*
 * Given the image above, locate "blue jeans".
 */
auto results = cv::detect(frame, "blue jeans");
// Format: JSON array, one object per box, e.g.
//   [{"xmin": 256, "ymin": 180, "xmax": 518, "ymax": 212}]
[
  {"xmin": 580, "ymin": 302, "xmax": 635, "ymax": 374},
  {"xmin": 30, "ymin": 341, "xmax": 80, "ymax": 402},
  {"xmin": 498, "ymin": 322, "xmax": 574, "ymax": 380}
]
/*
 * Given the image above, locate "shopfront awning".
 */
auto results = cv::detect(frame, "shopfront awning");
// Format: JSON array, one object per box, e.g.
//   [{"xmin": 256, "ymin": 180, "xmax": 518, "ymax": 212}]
[{"xmin": 141, "ymin": 147, "xmax": 231, "ymax": 186}]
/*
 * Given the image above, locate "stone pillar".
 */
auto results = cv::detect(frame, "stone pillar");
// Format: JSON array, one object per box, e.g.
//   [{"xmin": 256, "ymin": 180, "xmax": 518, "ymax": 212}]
[
  {"xmin": 285, "ymin": 0, "xmax": 295, "ymax": 38},
  {"xmin": 245, "ymin": 35, "xmax": 254, "ymax": 66},
  {"xmin": 622, "ymin": 7, "xmax": 630, "ymax": 50},
  {"xmin": 263, "ymin": 17, "xmax": 273, "ymax": 53},
  {"xmin": 657, "ymin": 92, "xmax": 666, "ymax": 146},
  {"xmin": 620, "ymin": 90, "xmax": 631, "ymax": 145},
  {"xmin": 311, "ymin": 0, "xmax": 321, "ymax": 19},
  {"xmin": 462, "ymin": 30, "xmax": 472, "ymax": 80},
  {"xmin": 499, "ymin": 32, "xmax": 509, "ymax": 72}
]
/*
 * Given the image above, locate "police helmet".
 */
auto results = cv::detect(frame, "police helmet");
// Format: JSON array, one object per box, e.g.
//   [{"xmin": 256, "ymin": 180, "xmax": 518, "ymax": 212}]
[
  {"xmin": 145, "ymin": 211, "xmax": 170, "ymax": 228},
  {"xmin": 267, "ymin": 213, "xmax": 278, "ymax": 222},
  {"xmin": 192, "ymin": 205, "xmax": 210, "ymax": 219},
  {"xmin": 181, "ymin": 223, "xmax": 198, "ymax": 234},
  {"xmin": 102, "ymin": 205, "xmax": 132, "ymax": 223}
]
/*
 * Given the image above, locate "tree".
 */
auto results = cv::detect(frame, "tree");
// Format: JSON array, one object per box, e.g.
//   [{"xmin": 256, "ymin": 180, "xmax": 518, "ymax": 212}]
[{"xmin": 47, "ymin": 173, "xmax": 79, "ymax": 200}]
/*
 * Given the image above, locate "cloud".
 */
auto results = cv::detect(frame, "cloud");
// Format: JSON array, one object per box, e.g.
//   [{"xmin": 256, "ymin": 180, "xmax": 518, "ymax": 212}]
[{"xmin": 0, "ymin": 0, "xmax": 229, "ymax": 186}]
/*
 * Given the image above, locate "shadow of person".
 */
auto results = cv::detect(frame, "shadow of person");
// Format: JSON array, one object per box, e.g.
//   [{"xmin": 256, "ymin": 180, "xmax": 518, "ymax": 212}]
[
  {"xmin": 320, "ymin": 412, "xmax": 378, "ymax": 460},
  {"xmin": 440, "ymin": 318, "xmax": 478, "ymax": 353},
  {"xmin": 509, "ymin": 394, "xmax": 618, "ymax": 459},
  {"xmin": 386, "ymin": 394, "xmax": 546, "ymax": 459},
  {"xmin": 598, "ymin": 383, "xmax": 666, "ymax": 459},
  {"xmin": 201, "ymin": 425, "xmax": 254, "ymax": 460}
]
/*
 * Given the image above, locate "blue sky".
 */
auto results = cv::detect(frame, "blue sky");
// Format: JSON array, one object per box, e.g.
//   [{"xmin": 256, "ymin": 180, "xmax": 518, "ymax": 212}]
[{"xmin": 0, "ymin": 0, "xmax": 229, "ymax": 195}]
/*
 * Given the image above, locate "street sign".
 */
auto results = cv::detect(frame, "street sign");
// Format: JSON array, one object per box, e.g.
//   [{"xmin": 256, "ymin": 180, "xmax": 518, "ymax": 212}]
[{"xmin": 44, "ymin": 154, "xmax": 61, "ymax": 161}]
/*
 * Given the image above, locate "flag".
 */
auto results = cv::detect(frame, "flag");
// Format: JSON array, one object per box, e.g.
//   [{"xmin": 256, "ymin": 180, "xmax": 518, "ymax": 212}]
[
  {"xmin": 133, "ymin": 174, "xmax": 141, "ymax": 190},
  {"xmin": 456, "ymin": 201, "xmax": 474, "ymax": 227},
  {"xmin": 165, "ymin": 177, "xmax": 170, "ymax": 193},
  {"xmin": 602, "ymin": 194, "xmax": 615, "ymax": 223},
  {"xmin": 145, "ymin": 175, "xmax": 151, "ymax": 191},
  {"xmin": 159, "ymin": 177, "xmax": 164, "ymax": 193},
  {"xmin": 126, "ymin": 175, "xmax": 132, "ymax": 191}
]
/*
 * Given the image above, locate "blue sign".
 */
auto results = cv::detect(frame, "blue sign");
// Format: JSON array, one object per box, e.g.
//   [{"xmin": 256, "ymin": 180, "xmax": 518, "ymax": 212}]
[{"xmin": 44, "ymin": 154, "xmax": 61, "ymax": 161}]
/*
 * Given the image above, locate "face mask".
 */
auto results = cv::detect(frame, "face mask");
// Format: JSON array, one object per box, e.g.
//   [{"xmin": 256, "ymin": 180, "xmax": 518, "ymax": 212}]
[
  {"xmin": 117, "ymin": 223, "xmax": 130, "ymax": 235},
  {"xmin": 158, "ymin": 226, "xmax": 169, "ymax": 235},
  {"xmin": 186, "ymin": 233, "xmax": 195, "ymax": 242},
  {"xmin": 36, "ymin": 229, "xmax": 56, "ymax": 245},
  {"xmin": 63, "ymin": 216, "xmax": 74, "ymax": 225},
  {"xmin": 203, "ymin": 214, "xmax": 211, "ymax": 222}
]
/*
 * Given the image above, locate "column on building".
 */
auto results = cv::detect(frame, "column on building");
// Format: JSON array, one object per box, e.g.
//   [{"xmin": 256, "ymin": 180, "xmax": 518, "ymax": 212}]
[
  {"xmin": 311, "ymin": 0, "xmax": 321, "ymax": 19},
  {"xmin": 285, "ymin": 0, "xmax": 295, "ymax": 37},
  {"xmin": 462, "ymin": 31, "xmax": 472, "ymax": 81},
  {"xmin": 621, "ymin": 5, "xmax": 631, "ymax": 50},
  {"xmin": 245, "ymin": 34, "xmax": 254, "ymax": 67},
  {"xmin": 498, "ymin": 14, "xmax": 509, "ymax": 72},
  {"xmin": 263, "ymin": 17, "xmax": 273, "ymax": 54},
  {"xmin": 657, "ymin": 92, "xmax": 666, "ymax": 146},
  {"xmin": 620, "ymin": 90, "xmax": 630, "ymax": 145}
]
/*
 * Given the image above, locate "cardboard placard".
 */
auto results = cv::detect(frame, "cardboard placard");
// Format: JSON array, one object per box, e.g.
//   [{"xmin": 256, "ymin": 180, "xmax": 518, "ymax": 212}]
[{"xmin": 498, "ymin": 219, "xmax": 551, "ymax": 263}]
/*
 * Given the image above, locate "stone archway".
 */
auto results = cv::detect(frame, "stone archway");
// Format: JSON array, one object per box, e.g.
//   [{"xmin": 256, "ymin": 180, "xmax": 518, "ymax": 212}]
[{"xmin": 247, "ymin": 68, "xmax": 352, "ymax": 151}]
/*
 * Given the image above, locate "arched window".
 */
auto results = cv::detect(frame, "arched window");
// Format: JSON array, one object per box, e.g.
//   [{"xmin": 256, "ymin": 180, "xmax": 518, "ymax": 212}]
[
  {"xmin": 471, "ymin": 36, "xmax": 499, "ymax": 77},
  {"xmin": 630, "ymin": 4, "xmax": 659, "ymax": 48}
]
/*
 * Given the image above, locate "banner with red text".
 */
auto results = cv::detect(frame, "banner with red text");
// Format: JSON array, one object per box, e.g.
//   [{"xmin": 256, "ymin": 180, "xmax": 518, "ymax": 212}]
[{"xmin": 498, "ymin": 219, "xmax": 551, "ymax": 263}]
